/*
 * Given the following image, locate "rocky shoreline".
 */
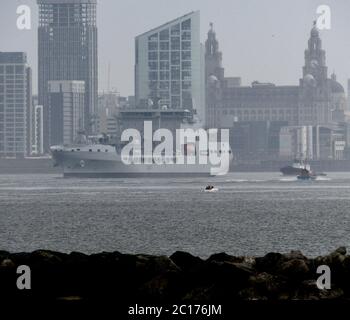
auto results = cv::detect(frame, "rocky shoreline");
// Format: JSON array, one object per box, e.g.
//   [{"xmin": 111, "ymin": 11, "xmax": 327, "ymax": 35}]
[{"xmin": 1, "ymin": 248, "xmax": 350, "ymax": 302}]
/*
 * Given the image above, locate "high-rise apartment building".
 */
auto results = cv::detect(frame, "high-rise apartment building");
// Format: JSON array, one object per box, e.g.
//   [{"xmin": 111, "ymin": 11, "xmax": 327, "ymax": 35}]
[
  {"xmin": 0, "ymin": 52, "xmax": 32, "ymax": 158},
  {"xmin": 135, "ymin": 11, "xmax": 205, "ymax": 125},
  {"xmin": 37, "ymin": 0, "xmax": 98, "ymax": 149}
]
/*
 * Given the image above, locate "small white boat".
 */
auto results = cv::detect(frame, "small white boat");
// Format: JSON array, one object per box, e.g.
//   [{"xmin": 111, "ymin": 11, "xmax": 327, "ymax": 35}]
[{"xmin": 204, "ymin": 186, "xmax": 219, "ymax": 192}]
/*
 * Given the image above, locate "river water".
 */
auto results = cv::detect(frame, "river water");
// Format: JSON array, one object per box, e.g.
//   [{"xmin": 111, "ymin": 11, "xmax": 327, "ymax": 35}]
[{"xmin": 0, "ymin": 172, "xmax": 349, "ymax": 257}]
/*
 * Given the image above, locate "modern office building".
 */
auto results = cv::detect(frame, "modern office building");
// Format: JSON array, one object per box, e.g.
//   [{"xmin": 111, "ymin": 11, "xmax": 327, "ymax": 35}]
[
  {"xmin": 0, "ymin": 52, "xmax": 32, "ymax": 158},
  {"xmin": 48, "ymin": 80, "xmax": 85, "ymax": 145},
  {"xmin": 135, "ymin": 11, "xmax": 205, "ymax": 126},
  {"xmin": 37, "ymin": 0, "xmax": 98, "ymax": 150}
]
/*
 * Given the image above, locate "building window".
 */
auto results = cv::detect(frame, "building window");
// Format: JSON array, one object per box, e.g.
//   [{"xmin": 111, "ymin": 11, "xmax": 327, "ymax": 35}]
[
  {"xmin": 182, "ymin": 61, "xmax": 191, "ymax": 70},
  {"xmin": 160, "ymin": 42, "xmax": 169, "ymax": 50},
  {"xmin": 171, "ymin": 24, "xmax": 180, "ymax": 36},
  {"xmin": 171, "ymin": 82, "xmax": 180, "ymax": 95},
  {"xmin": 182, "ymin": 81, "xmax": 191, "ymax": 90},
  {"xmin": 6, "ymin": 66, "xmax": 14, "ymax": 74},
  {"xmin": 159, "ymin": 29, "xmax": 169, "ymax": 40},
  {"xmin": 15, "ymin": 66, "xmax": 24, "ymax": 74},
  {"xmin": 182, "ymin": 51, "xmax": 191, "ymax": 60},
  {"xmin": 182, "ymin": 71, "xmax": 191, "ymax": 81},
  {"xmin": 171, "ymin": 96, "xmax": 181, "ymax": 108},
  {"xmin": 171, "ymin": 52, "xmax": 180, "ymax": 65},
  {"xmin": 149, "ymin": 71, "xmax": 158, "ymax": 81},
  {"xmin": 160, "ymin": 71, "xmax": 169, "ymax": 80},
  {"xmin": 171, "ymin": 66, "xmax": 180, "ymax": 79},
  {"xmin": 181, "ymin": 31, "xmax": 191, "ymax": 41},
  {"xmin": 159, "ymin": 81, "xmax": 169, "ymax": 90},
  {"xmin": 148, "ymin": 52, "xmax": 158, "ymax": 60},
  {"xmin": 148, "ymin": 42, "xmax": 158, "ymax": 51},
  {"xmin": 182, "ymin": 41, "xmax": 191, "ymax": 50},
  {"xmin": 181, "ymin": 19, "xmax": 191, "ymax": 30},
  {"xmin": 171, "ymin": 37, "xmax": 180, "ymax": 50},
  {"xmin": 159, "ymin": 91, "xmax": 169, "ymax": 99},
  {"xmin": 149, "ymin": 61, "xmax": 158, "ymax": 70},
  {"xmin": 148, "ymin": 33, "xmax": 158, "ymax": 41},
  {"xmin": 160, "ymin": 52, "xmax": 169, "ymax": 60},
  {"xmin": 160, "ymin": 61, "xmax": 169, "ymax": 70}
]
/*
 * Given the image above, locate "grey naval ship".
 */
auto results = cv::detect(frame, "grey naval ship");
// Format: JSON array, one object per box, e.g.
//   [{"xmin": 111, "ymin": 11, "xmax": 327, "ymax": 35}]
[{"xmin": 50, "ymin": 139, "xmax": 232, "ymax": 178}]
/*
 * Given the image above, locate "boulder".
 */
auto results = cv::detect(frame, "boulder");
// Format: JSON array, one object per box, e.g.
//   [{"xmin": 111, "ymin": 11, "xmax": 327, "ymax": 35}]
[
  {"xmin": 9, "ymin": 252, "xmax": 32, "ymax": 265},
  {"xmin": 297, "ymin": 280, "xmax": 344, "ymax": 300},
  {"xmin": 207, "ymin": 252, "xmax": 244, "ymax": 264},
  {"xmin": 31, "ymin": 250, "xmax": 65, "ymax": 266},
  {"xmin": 334, "ymin": 247, "xmax": 347, "ymax": 256},
  {"xmin": 278, "ymin": 259, "xmax": 310, "ymax": 280},
  {"xmin": 255, "ymin": 252, "xmax": 284, "ymax": 273},
  {"xmin": 247, "ymin": 272, "xmax": 287, "ymax": 298},
  {"xmin": 205, "ymin": 261, "xmax": 255, "ymax": 287},
  {"xmin": 283, "ymin": 250, "xmax": 307, "ymax": 261},
  {"xmin": 135, "ymin": 255, "xmax": 180, "ymax": 282},
  {"xmin": 0, "ymin": 250, "xmax": 10, "ymax": 263},
  {"xmin": 137, "ymin": 271, "xmax": 183, "ymax": 302},
  {"xmin": 170, "ymin": 251, "xmax": 203, "ymax": 272},
  {"xmin": 0, "ymin": 258, "xmax": 15, "ymax": 268}
]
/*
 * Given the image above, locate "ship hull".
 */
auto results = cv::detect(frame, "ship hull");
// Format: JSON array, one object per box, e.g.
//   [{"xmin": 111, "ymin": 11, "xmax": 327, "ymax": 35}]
[
  {"xmin": 280, "ymin": 166, "xmax": 305, "ymax": 176},
  {"xmin": 51, "ymin": 147, "xmax": 218, "ymax": 178},
  {"xmin": 63, "ymin": 172, "xmax": 210, "ymax": 178}
]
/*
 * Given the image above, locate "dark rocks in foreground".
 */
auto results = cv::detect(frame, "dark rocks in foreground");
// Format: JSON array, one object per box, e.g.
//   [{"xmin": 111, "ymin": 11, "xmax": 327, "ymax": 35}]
[{"xmin": 0, "ymin": 248, "xmax": 350, "ymax": 302}]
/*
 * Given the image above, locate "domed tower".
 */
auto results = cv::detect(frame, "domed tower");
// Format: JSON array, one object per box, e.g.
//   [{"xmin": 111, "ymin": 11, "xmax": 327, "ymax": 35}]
[
  {"xmin": 205, "ymin": 23, "xmax": 224, "ymax": 128},
  {"xmin": 205, "ymin": 23, "xmax": 224, "ymax": 82},
  {"xmin": 328, "ymin": 72, "xmax": 347, "ymax": 121}
]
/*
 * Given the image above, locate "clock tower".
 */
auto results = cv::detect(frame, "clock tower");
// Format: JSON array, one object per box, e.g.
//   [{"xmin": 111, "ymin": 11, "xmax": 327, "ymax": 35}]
[
  {"xmin": 299, "ymin": 22, "xmax": 332, "ymax": 126},
  {"xmin": 302, "ymin": 21, "xmax": 328, "ymax": 85}
]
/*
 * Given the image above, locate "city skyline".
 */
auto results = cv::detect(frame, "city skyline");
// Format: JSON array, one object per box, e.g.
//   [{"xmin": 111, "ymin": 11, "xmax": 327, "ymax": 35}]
[{"xmin": 0, "ymin": 0, "xmax": 349, "ymax": 97}]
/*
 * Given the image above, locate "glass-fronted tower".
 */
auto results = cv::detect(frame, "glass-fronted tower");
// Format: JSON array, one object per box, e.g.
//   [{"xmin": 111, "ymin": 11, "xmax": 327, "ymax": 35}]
[
  {"xmin": 37, "ymin": 0, "xmax": 98, "ymax": 150},
  {"xmin": 135, "ymin": 11, "xmax": 205, "ymax": 125}
]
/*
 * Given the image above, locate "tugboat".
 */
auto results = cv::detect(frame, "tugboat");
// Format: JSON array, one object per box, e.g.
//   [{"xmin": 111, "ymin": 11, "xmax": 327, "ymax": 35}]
[
  {"xmin": 280, "ymin": 160, "xmax": 326, "ymax": 177},
  {"xmin": 297, "ymin": 168, "xmax": 316, "ymax": 181},
  {"xmin": 280, "ymin": 159, "xmax": 312, "ymax": 176}
]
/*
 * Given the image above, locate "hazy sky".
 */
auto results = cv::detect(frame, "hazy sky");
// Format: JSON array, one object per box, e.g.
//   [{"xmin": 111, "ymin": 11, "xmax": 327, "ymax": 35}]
[{"xmin": 0, "ymin": 0, "xmax": 349, "ymax": 96}]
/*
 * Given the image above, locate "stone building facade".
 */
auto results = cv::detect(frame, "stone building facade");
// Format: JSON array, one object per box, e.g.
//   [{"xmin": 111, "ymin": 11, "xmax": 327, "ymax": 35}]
[{"xmin": 205, "ymin": 22, "xmax": 347, "ymax": 160}]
